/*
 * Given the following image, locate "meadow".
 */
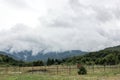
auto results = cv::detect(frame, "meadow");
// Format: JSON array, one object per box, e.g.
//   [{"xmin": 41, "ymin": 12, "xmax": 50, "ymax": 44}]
[{"xmin": 0, "ymin": 65, "xmax": 120, "ymax": 80}]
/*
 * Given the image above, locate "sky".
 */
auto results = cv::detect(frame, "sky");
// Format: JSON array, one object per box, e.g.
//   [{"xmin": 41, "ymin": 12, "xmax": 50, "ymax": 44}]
[{"xmin": 0, "ymin": 0, "xmax": 120, "ymax": 55}]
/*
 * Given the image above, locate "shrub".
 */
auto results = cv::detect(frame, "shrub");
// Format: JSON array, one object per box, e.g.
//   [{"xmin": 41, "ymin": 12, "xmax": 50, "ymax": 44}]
[{"xmin": 78, "ymin": 66, "xmax": 87, "ymax": 75}]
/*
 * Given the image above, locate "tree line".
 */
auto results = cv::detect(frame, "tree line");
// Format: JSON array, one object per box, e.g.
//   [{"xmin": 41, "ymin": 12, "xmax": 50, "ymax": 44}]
[{"xmin": 0, "ymin": 54, "xmax": 63, "ymax": 67}]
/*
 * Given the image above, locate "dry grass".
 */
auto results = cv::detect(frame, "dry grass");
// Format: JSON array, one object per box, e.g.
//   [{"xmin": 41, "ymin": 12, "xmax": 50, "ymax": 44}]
[{"xmin": 0, "ymin": 65, "xmax": 120, "ymax": 80}]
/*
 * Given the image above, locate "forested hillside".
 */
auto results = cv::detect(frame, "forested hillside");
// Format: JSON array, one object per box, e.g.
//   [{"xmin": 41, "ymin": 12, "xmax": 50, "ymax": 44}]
[
  {"xmin": 63, "ymin": 46, "xmax": 120, "ymax": 65},
  {"xmin": 0, "ymin": 53, "xmax": 45, "ymax": 67},
  {"xmin": 0, "ymin": 53, "xmax": 21, "ymax": 66},
  {"xmin": 1, "ymin": 45, "xmax": 120, "ymax": 66}
]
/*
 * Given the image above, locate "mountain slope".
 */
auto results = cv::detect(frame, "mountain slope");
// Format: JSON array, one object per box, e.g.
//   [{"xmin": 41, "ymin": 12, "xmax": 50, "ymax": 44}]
[
  {"xmin": 64, "ymin": 45, "xmax": 120, "ymax": 65},
  {"xmin": 104, "ymin": 45, "xmax": 120, "ymax": 51},
  {"xmin": 0, "ymin": 50, "xmax": 86, "ymax": 61},
  {"xmin": 0, "ymin": 52, "xmax": 20, "ymax": 66}
]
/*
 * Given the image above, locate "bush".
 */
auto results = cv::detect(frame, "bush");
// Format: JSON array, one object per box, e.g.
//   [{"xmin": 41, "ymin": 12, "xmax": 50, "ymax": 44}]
[{"xmin": 78, "ymin": 66, "xmax": 87, "ymax": 75}]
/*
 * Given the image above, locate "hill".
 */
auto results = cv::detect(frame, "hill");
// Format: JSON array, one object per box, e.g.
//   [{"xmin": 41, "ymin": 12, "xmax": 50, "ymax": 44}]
[
  {"xmin": 63, "ymin": 45, "xmax": 120, "ymax": 65},
  {"xmin": 0, "ymin": 52, "xmax": 22, "ymax": 66}
]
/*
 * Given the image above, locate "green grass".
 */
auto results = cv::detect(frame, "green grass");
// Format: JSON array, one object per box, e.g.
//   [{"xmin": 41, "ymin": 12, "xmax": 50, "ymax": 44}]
[
  {"xmin": 0, "ymin": 73, "xmax": 120, "ymax": 80},
  {"xmin": 0, "ymin": 65, "xmax": 120, "ymax": 80}
]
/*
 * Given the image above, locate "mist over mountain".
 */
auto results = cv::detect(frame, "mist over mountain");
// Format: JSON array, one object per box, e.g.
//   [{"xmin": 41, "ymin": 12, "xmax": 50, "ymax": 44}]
[{"xmin": 0, "ymin": 50, "xmax": 86, "ymax": 61}]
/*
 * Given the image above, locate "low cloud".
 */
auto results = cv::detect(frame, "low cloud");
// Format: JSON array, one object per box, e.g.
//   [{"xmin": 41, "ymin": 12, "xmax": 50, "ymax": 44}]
[
  {"xmin": 0, "ymin": 0, "xmax": 120, "ymax": 55},
  {"xmin": 3, "ymin": 0, "xmax": 29, "ymax": 9}
]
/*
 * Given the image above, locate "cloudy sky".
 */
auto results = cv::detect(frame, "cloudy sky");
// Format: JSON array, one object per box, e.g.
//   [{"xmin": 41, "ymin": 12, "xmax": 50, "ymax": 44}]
[{"xmin": 0, "ymin": 0, "xmax": 120, "ymax": 55}]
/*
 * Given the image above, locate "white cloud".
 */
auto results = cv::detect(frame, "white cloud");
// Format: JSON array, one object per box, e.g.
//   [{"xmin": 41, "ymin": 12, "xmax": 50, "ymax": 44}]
[
  {"xmin": 0, "ymin": 0, "xmax": 120, "ymax": 55},
  {"xmin": 3, "ymin": 0, "xmax": 29, "ymax": 8}
]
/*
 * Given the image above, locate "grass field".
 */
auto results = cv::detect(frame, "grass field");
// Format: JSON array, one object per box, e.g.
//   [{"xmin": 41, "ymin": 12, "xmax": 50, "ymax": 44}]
[{"xmin": 0, "ymin": 65, "xmax": 120, "ymax": 80}]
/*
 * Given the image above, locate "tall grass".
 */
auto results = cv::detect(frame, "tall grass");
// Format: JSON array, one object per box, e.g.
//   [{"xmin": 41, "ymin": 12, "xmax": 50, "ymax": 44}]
[{"xmin": 0, "ymin": 65, "xmax": 120, "ymax": 80}]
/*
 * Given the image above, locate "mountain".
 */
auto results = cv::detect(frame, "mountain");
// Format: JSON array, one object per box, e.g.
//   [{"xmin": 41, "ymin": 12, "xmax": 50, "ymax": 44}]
[
  {"xmin": 0, "ymin": 50, "xmax": 86, "ymax": 61},
  {"xmin": 1, "ymin": 45, "xmax": 120, "ymax": 65},
  {"xmin": 104, "ymin": 45, "xmax": 120, "ymax": 51},
  {"xmin": 63, "ymin": 45, "xmax": 120, "ymax": 65}
]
